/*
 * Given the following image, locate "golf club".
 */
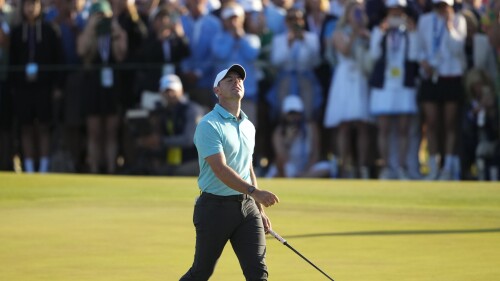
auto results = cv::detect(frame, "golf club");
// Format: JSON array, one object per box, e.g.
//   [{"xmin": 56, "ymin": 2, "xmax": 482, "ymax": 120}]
[{"xmin": 268, "ymin": 229, "xmax": 335, "ymax": 281}]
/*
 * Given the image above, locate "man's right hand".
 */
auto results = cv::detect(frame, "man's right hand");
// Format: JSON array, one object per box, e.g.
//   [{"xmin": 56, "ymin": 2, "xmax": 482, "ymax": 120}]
[{"xmin": 252, "ymin": 189, "xmax": 280, "ymax": 207}]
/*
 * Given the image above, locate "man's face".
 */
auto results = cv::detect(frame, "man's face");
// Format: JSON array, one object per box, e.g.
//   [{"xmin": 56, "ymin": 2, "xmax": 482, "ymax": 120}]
[
  {"xmin": 154, "ymin": 13, "xmax": 174, "ymax": 34},
  {"xmin": 23, "ymin": 0, "xmax": 41, "ymax": 21},
  {"xmin": 286, "ymin": 10, "xmax": 305, "ymax": 31},
  {"xmin": 215, "ymin": 72, "xmax": 244, "ymax": 100},
  {"xmin": 162, "ymin": 88, "xmax": 183, "ymax": 106},
  {"xmin": 186, "ymin": 0, "xmax": 206, "ymax": 12},
  {"xmin": 434, "ymin": 2, "xmax": 449, "ymax": 13},
  {"xmin": 224, "ymin": 15, "xmax": 244, "ymax": 31}
]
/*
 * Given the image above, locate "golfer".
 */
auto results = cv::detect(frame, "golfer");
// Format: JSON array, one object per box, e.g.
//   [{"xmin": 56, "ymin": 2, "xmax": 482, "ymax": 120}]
[{"xmin": 180, "ymin": 64, "xmax": 280, "ymax": 281}]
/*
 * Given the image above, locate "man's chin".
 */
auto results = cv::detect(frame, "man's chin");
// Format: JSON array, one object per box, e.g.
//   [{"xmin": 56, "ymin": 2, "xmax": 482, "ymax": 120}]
[{"xmin": 232, "ymin": 90, "xmax": 244, "ymax": 98}]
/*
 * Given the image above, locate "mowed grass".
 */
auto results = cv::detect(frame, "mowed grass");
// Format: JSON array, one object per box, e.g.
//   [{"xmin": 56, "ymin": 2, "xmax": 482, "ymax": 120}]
[{"xmin": 0, "ymin": 173, "xmax": 499, "ymax": 281}]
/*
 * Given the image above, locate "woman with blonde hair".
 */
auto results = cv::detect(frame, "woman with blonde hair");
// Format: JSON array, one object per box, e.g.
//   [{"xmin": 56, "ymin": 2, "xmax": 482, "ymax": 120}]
[
  {"xmin": 77, "ymin": 0, "xmax": 128, "ymax": 174},
  {"xmin": 323, "ymin": 0, "xmax": 372, "ymax": 178}
]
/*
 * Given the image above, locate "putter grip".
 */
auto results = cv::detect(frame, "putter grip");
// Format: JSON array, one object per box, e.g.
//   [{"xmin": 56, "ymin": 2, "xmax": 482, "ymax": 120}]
[{"xmin": 268, "ymin": 229, "xmax": 287, "ymax": 244}]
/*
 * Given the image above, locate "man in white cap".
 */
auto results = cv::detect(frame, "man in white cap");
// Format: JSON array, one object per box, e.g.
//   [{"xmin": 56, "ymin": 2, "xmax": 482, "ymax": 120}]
[
  {"xmin": 180, "ymin": 64, "xmax": 280, "ymax": 280},
  {"xmin": 136, "ymin": 74, "xmax": 204, "ymax": 175},
  {"xmin": 267, "ymin": 95, "xmax": 331, "ymax": 178}
]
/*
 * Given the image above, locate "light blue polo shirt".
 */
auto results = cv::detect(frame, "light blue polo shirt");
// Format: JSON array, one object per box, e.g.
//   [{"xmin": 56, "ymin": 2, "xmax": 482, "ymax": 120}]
[{"xmin": 194, "ymin": 104, "xmax": 255, "ymax": 196}]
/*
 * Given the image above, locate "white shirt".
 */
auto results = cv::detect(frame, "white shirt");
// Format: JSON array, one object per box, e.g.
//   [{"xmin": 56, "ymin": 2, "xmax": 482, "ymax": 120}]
[
  {"xmin": 370, "ymin": 26, "xmax": 419, "ymax": 88},
  {"xmin": 270, "ymin": 31, "xmax": 321, "ymax": 72},
  {"xmin": 417, "ymin": 11, "xmax": 467, "ymax": 76}
]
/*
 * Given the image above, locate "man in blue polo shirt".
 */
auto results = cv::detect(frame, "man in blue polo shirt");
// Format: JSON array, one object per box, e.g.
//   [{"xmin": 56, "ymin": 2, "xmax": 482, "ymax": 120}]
[{"xmin": 180, "ymin": 64, "xmax": 280, "ymax": 281}]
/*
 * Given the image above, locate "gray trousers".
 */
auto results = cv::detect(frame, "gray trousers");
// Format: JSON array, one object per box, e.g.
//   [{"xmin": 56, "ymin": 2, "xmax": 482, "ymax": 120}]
[{"xmin": 180, "ymin": 192, "xmax": 268, "ymax": 281}]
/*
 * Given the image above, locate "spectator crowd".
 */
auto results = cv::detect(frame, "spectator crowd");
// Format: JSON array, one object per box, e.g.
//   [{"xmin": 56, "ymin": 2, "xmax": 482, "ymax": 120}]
[{"xmin": 0, "ymin": 0, "xmax": 499, "ymax": 180}]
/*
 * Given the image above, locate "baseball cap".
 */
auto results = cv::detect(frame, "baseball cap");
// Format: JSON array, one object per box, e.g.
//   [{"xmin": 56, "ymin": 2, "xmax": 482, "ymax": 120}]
[
  {"xmin": 213, "ymin": 64, "xmax": 246, "ymax": 88},
  {"xmin": 386, "ymin": 0, "xmax": 407, "ymax": 8},
  {"xmin": 432, "ymin": 0, "xmax": 453, "ymax": 6},
  {"xmin": 282, "ymin": 95, "xmax": 304, "ymax": 113},
  {"xmin": 221, "ymin": 5, "xmax": 245, "ymax": 20},
  {"xmin": 159, "ymin": 74, "xmax": 183, "ymax": 92}
]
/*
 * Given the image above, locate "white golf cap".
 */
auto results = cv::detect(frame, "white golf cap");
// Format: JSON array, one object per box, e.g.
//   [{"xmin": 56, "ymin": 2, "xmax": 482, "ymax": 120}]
[
  {"xmin": 213, "ymin": 64, "xmax": 246, "ymax": 88},
  {"xmin": 386, "ymin": 0, "xmax": 407, "ymax": 8},
  {"xmin": 282, "ymin": 95, "xmax": 304, "ymax": 113},
  {"xmin": 221, "ymin": 4, "xmax": 245, "ymax": 19},
  {"xmin": 159, "ymin": 74, "xmax": 183, "ymax": 92},
  {"xmin": 432, "ymin": 0, "xmax": 453, "ymax": 6}
]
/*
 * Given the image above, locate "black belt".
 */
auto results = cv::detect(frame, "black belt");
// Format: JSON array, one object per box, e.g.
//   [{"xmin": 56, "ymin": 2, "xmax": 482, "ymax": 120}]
[{"xmin": 201, "ymin": 192, "xmax": 251, "ymax": 202}]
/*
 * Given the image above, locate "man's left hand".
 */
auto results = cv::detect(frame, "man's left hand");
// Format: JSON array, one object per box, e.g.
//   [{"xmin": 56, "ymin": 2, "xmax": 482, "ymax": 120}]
[
  {"xmin": 252, "ymin": 189, "xmax": 279, "ymax": 207},
  {"xmin": 260, "ymin": 210, "xmax": 272, "ymax": 233}
]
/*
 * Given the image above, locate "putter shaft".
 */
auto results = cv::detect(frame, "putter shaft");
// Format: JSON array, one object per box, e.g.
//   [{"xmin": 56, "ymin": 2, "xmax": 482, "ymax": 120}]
[{"xmin": 268, "ymin": 229, "xmax": 335, "ymax": 281}]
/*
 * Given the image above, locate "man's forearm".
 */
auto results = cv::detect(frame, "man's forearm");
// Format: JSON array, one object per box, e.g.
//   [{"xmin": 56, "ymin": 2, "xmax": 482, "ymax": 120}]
[
  {"xmin": 212, "ymin": 164, "xmax": 255, "ymax": 195},
  {"xmin": 249, "ymin": 165, "xmax": 264, "ymax": 212}
]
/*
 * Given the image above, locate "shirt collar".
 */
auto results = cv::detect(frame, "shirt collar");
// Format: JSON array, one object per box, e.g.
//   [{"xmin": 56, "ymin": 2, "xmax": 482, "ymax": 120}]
[{"xmin": 214, "ymin": 104, "xmax": 248, "ymax": 121}]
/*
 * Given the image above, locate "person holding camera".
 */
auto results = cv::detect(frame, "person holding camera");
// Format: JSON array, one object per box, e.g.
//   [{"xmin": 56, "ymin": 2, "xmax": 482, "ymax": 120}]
[
  {"xmin": 135, "ymin": 5, "xmax": 190, "ymax": 94},
  {"xmin": 323, "ymin": 0, "xmax": 372, "ymax": 179},
  {"xmin": 135, "ymin": 74, "xmax": 204, "ymax": 175},
  {"xmin": 416, "ymin": 0, "xmax": 466, "ymax": 180},
  {"xmin": 268, "ymin": 7, "xmax": 322, "ymax": 122},
  {"xmin": 109, "ymin": 0, "xmax": 148, "ymax": 110},
  {"xmin": 9, "ymin": 0, "xmax": 64, "ymax": 173},
  {"xmin": 179, "ymin": 0, "xmax": 222, "ymax": 108},
  {"xmin": 267, "ymin": 95, "xmax": 333, "ymax": 178},
  {"xmin": 77, "ymin": 0, "xmax": 127, "ymax": 174},
  {"xmin": 368, "ymin": 0, "xmax": 419, "ymax": 179}
]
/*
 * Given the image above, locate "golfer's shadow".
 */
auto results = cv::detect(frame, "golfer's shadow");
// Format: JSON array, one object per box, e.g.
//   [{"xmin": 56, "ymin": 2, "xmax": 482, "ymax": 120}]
[{"xmin": 267, "ymin": 227, "xmax": 500, "ymax": 239}]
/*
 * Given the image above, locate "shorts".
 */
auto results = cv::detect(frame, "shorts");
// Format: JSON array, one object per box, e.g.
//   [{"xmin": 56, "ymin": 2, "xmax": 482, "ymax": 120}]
[
  {"xmin": 83, "ymin": 70, "xmax": 120, "ymax": 117},
  {"xmin": 13, "ymin": 85, "xmax": 52, "ymax": 126},
  {"xmin": 417, "ymin": 76, "xmax": 464, "ymax": 104}
]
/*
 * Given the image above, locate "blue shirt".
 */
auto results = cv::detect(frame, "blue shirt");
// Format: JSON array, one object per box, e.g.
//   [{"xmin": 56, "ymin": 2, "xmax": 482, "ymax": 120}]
[
  {"xmin": 264, "ymin": 4, "xmax": 286, "ymax": 36},
  {"xmin": 211, "ymin": 31, "xmax": 261, "ymax": 101},
  {"xmin": 181, "ymin": 13, "xmax": 222, "ymax": 88},
  {"xmin": 194, "ymin": 104, "xmax": 256, "ymax": 196}
]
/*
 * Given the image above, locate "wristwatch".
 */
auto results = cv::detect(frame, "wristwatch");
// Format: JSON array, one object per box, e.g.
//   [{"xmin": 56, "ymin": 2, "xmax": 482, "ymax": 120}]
[{"xmin": 247, "ymin": 186, "xmax": 256, "ymax": 195}]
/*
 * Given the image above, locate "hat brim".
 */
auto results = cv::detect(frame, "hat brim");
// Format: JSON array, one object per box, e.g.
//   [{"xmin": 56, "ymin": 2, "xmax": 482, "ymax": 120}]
[
  {"xmin": 213, "ymin": 64, "xmax": 246, "ymax": 88},
  {"xmin": 225, "ymin": 64, "xmax": 246, "ymax": 81},
  {"xmin": 432, "ymin": 0, "xmax": 453, "ymax": 6}
]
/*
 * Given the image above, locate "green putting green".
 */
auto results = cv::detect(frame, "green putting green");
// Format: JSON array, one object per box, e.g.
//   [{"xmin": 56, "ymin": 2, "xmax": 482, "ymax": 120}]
[{"xmin": 1, "ymin": 173, "xmax": 499, "ymax": 281}]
